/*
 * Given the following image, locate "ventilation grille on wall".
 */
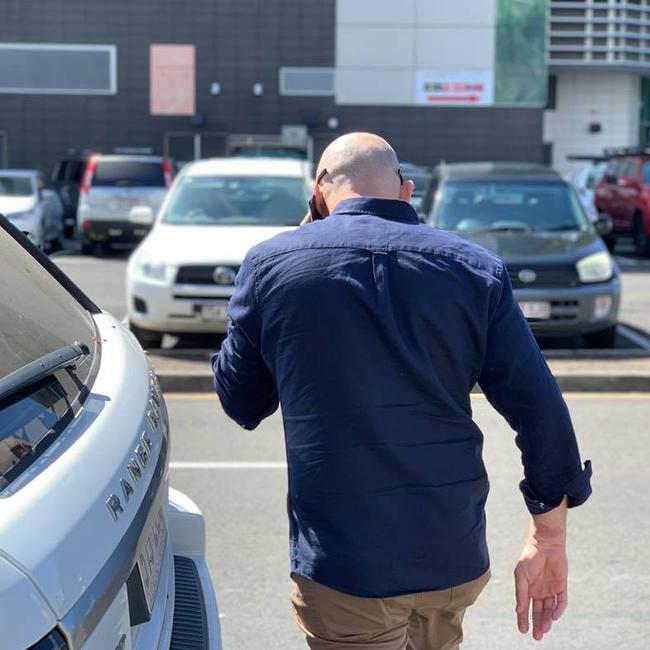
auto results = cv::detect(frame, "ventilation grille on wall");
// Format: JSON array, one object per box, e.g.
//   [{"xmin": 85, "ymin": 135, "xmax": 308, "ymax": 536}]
[{"xmin": 279, "ymin": 67, "xmax": 335, "ymax": 96}]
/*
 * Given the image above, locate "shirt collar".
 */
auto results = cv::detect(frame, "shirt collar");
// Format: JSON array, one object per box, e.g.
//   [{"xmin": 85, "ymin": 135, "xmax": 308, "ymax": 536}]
[{"xmin": 330, "ymin": 197, "xmax": 420, "ymax": 225}]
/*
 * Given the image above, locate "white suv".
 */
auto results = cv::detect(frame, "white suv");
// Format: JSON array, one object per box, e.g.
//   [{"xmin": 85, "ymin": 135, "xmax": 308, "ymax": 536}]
[
  {"xmin": 126, "ymin": 157, "xmax": 311, "ymax": 348},
  {"xmin": 0, "ymin": 215, "xmax": 221, "ymax": 649}
]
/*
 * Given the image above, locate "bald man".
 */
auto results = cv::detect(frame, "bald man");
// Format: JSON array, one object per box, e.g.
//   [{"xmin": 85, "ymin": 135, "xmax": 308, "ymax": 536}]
[{"xmin": 213, "ymin": 133, "xmax": 591, "ymax": 649}]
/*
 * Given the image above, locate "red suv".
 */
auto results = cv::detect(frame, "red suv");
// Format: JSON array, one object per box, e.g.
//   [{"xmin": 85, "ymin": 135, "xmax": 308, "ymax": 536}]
[{"xmin": 595, "ymin": 150, "xmax": 650, "ymax": 255}]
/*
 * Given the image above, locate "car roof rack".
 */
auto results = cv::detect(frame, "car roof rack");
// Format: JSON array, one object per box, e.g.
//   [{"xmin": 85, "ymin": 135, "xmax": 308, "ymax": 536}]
[
  {"xmin": 567, "ymin": 154, "xmax": 609, "ymax": 163},
  {"xmin": 602, "ymin": 146, "xmax": 650, "ymax": 157}
]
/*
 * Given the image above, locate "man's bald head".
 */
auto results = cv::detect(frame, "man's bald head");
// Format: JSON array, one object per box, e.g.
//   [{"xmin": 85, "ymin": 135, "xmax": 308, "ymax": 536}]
[{"xmin": 317, "ymin": 133, "xmax": 401, "ymax": 200}]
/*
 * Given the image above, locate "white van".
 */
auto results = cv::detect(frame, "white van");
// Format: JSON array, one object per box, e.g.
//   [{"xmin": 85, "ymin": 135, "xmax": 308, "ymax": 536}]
[
  {"xmin": 126, "ymin": 157, "xmax": 311, "ymax": 348},
  {"xmin": 0, "ymin": 215, "xmax": 221, "ymax": 649}
]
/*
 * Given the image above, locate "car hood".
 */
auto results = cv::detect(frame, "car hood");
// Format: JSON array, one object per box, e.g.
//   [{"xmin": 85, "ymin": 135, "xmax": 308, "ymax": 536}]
[
  {"xmin": 457, "ymin": 229, "xmax": 603, "ymax": 263},
  {"xmin": 137, "ymin": 223, "xmax": 296, "ymax": 265},
  {"xmin": 0, "ymin": 196, "xmax": 36, "ymax": 215}
]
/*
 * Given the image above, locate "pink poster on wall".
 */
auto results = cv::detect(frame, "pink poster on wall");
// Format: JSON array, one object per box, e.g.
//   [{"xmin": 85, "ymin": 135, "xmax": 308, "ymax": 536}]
[{"xmin": 150, "ymin": 44, "xmax": 195, "ymax": 116}]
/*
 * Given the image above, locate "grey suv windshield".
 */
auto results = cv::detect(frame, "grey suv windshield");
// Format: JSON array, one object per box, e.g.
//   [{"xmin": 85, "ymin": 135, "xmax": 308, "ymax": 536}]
[
  {"xmin": 163, "ymin": 175, "xmax": 309, "ymax": 226},
  {"xmin": 433, "ymin": 181, "xmax": 590, "ymax": 233},
  {"xmin": 0, "ymin": 227, "xmax": 97, "ymax": 489}
]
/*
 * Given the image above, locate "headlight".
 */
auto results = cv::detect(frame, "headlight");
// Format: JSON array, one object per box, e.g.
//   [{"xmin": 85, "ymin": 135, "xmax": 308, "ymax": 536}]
[
  {"xmin": 30, "ymin": 628, "xmax": 68, "ymax": 649},
  {"xmin": 576, "ymin": 251, "xmax": 613, "ymax": 283},
  {"xmin": 137, "ymin": 257, "xmax": 168, "ymax": 281}
]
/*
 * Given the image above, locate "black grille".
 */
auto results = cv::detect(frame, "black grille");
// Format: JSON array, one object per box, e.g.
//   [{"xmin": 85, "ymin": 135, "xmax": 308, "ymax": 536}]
[
  {"xmin": 507, "ymin": 264, "xmax": 579, "ymax": 289},
  {"xmin": 175, "ymin": 265, "xmax": 240, "ymax": 285},
  {"xmin": 170, "ymin": 556, "xmax": 209, "ymax": 650}
]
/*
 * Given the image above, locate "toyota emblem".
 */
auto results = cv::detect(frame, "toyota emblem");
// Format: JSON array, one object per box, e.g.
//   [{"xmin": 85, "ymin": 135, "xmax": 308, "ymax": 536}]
[
  {"xmin": 213, "ymin": 266, "xmax": 237, "ymax": 285},
  {"xmin": 518, "ymin": 269, "xmax": 537, "ymax": 284}
]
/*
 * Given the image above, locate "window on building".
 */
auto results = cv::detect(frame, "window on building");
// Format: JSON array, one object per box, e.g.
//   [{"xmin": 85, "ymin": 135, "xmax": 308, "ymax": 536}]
[
  {"xmin": 546, "ymin": 75, "xmax": 557, "ymax": 110},
  {"xmin": 279, "ymin": 68, "xmax": 335, "ymax": 96},
  {"xmin": 0, "ymin": 44, "xmax": 116, "ymax": 95}
]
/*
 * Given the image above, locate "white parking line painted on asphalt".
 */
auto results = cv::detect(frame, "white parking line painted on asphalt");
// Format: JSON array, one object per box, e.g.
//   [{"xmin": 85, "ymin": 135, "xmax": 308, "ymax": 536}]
[
  {"xmin": 170, "ymin": 461, "xmax": 287, "ymax": 469},
  {"xmin": 617, "ymin": 324, "xmax": 650, "ymax": 352}
]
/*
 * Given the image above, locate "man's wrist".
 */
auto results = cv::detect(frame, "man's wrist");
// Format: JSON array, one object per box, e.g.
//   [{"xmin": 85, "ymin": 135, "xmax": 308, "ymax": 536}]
[{"xmin": 528, "ymin": 497, "xmax": 568, "ymax": 546}]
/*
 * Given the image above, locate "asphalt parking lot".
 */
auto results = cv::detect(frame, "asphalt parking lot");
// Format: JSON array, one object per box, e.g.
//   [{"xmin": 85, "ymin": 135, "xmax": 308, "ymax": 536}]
[{"xmin": 167, "ymin": 392, "xmax": 650, "ymax": 650}]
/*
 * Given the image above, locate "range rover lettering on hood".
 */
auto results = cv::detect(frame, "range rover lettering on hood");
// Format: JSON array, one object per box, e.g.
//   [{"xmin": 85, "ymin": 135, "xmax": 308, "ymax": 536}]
[{"xmin": 106, "ymin": 382, "xmax": 162, "ymax": 522}]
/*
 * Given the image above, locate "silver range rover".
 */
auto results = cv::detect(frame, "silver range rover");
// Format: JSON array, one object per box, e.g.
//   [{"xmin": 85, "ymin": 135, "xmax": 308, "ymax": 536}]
[{"xmin": 0, "ymin": 215, "xmax": 222, "ymax": 649}]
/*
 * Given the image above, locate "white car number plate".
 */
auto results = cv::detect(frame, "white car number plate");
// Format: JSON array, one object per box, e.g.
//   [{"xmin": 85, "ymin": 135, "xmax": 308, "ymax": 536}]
[
  {"xmin": 519, "ymin": 301, "xmax": 552, "ymax": 320},
  {"xmin": 137, "ymin": 506, "xmax": 167, "ymax": 615},
  {"xmin": 200, "ymin": 304, "xmax": 229, "ymax": 321}
]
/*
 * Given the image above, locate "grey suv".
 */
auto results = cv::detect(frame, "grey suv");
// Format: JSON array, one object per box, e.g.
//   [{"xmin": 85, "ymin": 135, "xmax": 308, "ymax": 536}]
[{"xmin": 420, "ymin": 163, "xmax": 621, "ymax": 348}]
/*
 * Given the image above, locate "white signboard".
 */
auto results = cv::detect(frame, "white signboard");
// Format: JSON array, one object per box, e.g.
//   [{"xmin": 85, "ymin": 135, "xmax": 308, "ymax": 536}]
[{"xmin": 415, "ymin": 69, "xmax": 494, "ymax": 106}]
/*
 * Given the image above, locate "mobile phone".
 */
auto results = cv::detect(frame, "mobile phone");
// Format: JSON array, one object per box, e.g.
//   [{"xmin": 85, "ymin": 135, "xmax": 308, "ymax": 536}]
[{"xmin": 309, "ymin": 196, "xmax": 325, "ymax": 221}]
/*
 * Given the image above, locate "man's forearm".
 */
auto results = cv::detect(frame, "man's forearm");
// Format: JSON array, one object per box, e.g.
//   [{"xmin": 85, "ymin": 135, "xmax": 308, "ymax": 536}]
[{"xmin": 528, "ymin": 496, "xmax": 568, "ymax": 546}]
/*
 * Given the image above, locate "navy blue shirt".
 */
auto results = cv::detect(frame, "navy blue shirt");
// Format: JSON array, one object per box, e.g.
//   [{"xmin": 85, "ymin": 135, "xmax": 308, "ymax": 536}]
[{"xmin": 213, "ymin": 197, "xmax": 591, "ymax": 598}]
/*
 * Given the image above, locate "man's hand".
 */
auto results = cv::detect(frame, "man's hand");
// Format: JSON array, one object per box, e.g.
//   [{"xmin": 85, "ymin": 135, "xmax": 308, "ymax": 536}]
[{"xmin": 514, "ymin": 498, "xmax": 568, "ymax": 641}]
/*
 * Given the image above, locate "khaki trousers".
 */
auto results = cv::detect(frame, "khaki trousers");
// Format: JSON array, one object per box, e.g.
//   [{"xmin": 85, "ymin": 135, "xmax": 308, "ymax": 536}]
[{"xmin": 291, "ymin": 570, "xmax": 490, "ymax": 650}]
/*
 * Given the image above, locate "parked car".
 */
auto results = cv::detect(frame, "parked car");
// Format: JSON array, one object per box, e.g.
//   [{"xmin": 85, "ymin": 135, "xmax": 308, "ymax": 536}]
[
  {"xmin": 51, "ymin": 155, "xmax": 90, "ymax": 238},
  {"xmin": 0, "ymin": 214, "xmax": 222, "ymax": 649},
  {"xmin": 570, "ymin": 161, "xmax": 607, "ymax": 223},
  {"xmin": 595, "ymin": 149, "xmax": 650, "ymax": 255},
  {"xmin": 127, "ymin": 157, "xmax": 311, "ymax": 348},
  {"xmin": 0, "ymin": 170, "xmax": 64, "ymax": 252},
  {"xmin": 420, "ymin": 163, "xmax": 621, "ymax": 348},
  {"xmin": 77, "ymin": 155, "xmax": 174, "ymax": 255}
]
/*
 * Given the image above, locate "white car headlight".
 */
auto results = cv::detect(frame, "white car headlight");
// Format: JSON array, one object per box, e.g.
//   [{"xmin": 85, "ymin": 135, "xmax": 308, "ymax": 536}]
[
  {"xmin": 135, "ymin": 257, "xmax": 168, "ymax": 281},
  {"xmin": 576, "ymin": 251, "xmax": 613, "ymax": 283}
]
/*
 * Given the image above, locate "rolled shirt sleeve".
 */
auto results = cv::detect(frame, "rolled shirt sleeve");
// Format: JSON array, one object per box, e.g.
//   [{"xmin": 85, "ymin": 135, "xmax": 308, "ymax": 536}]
[
  {"xmin": 212, "ymin": 253, "xmax": 279, "ymax": 430},
  {"xmin": 478, "ymin": 264, "xmax": 592, "ymax": 515}
]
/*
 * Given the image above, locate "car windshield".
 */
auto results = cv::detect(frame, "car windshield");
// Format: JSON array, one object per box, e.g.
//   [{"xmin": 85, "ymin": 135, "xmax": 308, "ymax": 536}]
[
  {"xmin": 0, "ymin": 226, "xmax": 97, "ymax": 490},
  {"xmin": 93, "ymin": 160, "xmax": 165, "ymax": 187},
  {"xmin": 433, "ymin": 181, "xmax": 590, "ymax": 233},
  {"xmin": 0, "ymin": 176, "xmax": 34, "ymax": 197},
  {"xmin": 162, "ymin": 175, "xmax": 310, "ymax": 226}
]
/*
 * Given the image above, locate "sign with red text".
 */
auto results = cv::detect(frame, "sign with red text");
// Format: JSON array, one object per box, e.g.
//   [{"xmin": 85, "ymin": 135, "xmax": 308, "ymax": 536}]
[
  {"xmin": 150, "ymin": 44, "xmax": 195, "ymax": 116},
  {"xmin": 415, "ymin": 69, "xmax": 494, "ymax": 106}
]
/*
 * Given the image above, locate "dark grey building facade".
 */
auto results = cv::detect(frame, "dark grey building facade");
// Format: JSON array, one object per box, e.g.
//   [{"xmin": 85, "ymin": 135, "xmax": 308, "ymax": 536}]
[{"xmin": 0, "ymin": 0, "xmax": 544, "ymax": 173}]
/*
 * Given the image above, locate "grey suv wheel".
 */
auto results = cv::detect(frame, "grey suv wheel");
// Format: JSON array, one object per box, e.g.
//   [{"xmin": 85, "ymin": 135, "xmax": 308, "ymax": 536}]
[{"xmin": 584, "ymin": 326, "xmax": 616, "ymax": 349}]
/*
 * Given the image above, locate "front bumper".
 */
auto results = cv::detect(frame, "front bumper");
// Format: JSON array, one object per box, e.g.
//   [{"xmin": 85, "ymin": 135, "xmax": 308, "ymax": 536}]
[
  {"xmin": 515, "ymin": 277, "xmax": 621, "ymax": 336},
  {"xmin": 128, "ymin": 276, "xmax": 234, "ymax": 334},
  {"xmin": 82, "ymin": 219, "xmax": 152, "ymax": 244}
]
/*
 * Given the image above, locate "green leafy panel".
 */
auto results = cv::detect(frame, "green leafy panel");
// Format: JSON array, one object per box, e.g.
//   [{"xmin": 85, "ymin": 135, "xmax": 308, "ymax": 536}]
[{"xmin": 495, "ymin": 0, "xmax": 547, "ymax": 105}]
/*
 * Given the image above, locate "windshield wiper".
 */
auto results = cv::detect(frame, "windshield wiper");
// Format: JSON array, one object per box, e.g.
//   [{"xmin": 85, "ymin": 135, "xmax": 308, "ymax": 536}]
[
  {"xmin": 533, "ymin": 224, "xmax": 583, "ymax": 232},
  {"xmin": 463, "ymin": 225, "xmax": 531, "ymax": 234},
  {"xmin": 0, "ymin": 342, "xmax": 89, "ymax": 403}
]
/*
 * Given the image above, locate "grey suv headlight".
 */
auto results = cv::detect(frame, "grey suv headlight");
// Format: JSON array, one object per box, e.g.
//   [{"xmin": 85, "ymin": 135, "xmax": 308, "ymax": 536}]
[
  {"xmin": 30, "ymin": 629, "xmax": 68, "ymax": 649},
  {"xmin": 576, "ymin": 251, "xmax": 613, "ymax": 283}
]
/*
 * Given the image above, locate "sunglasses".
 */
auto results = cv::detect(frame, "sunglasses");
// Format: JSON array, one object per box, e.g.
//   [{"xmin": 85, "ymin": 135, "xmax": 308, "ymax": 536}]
[{"xmin": 316, "ymin": 168, "xmax": 404, "ymax": 185}]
